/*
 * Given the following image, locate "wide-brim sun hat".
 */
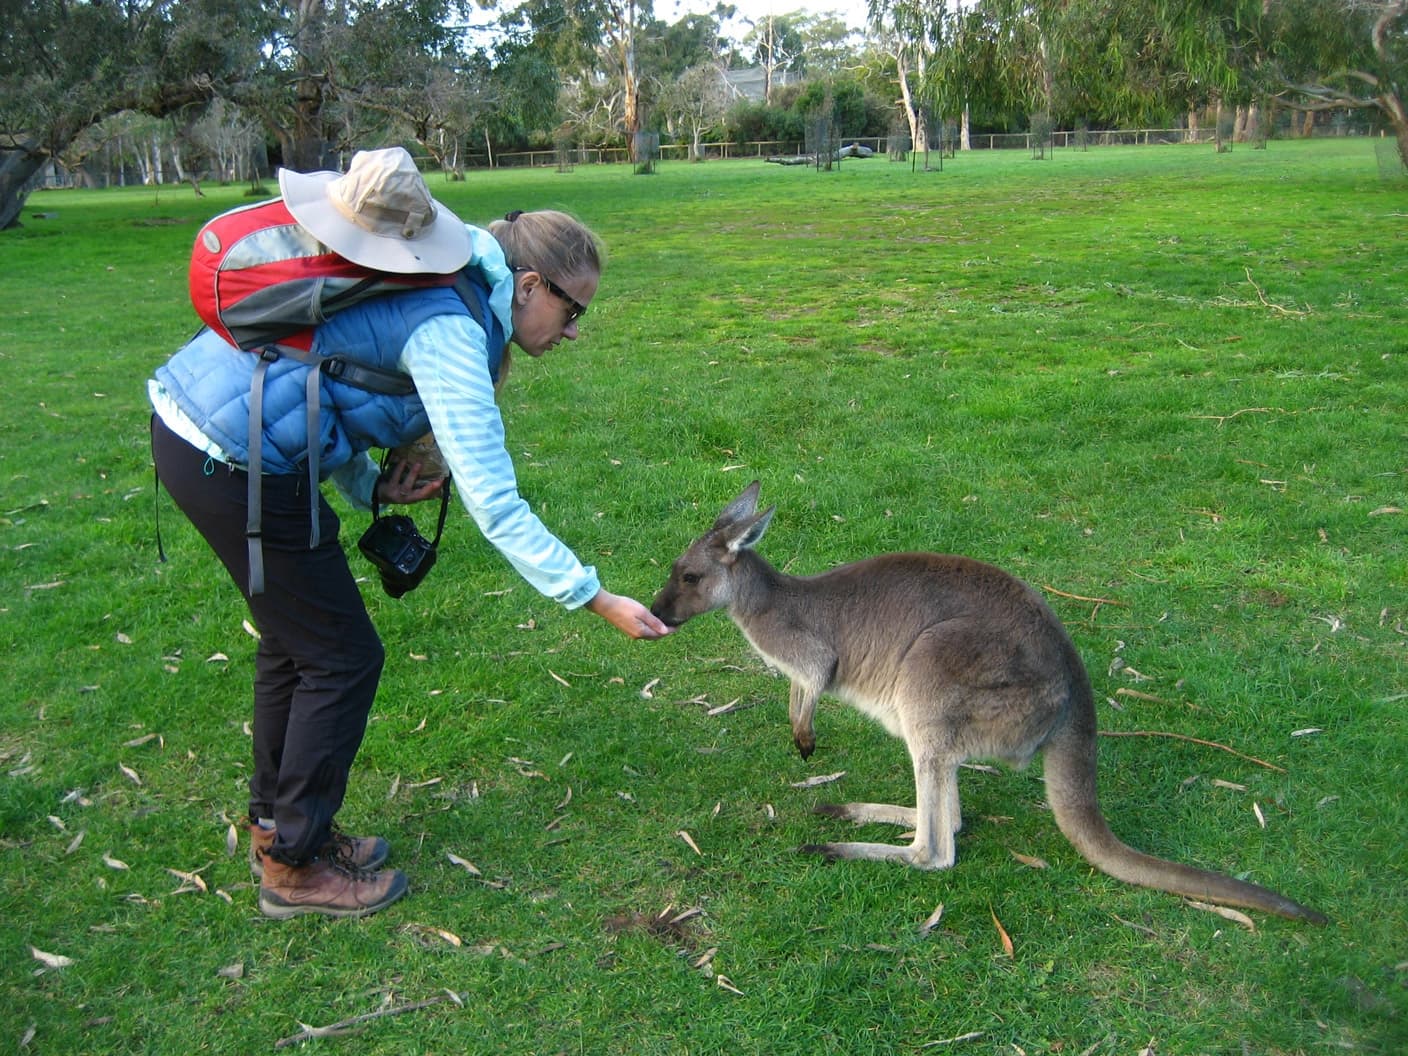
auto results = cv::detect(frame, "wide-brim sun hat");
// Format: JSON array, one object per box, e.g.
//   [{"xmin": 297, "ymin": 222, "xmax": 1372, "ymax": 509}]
[{"xmin": 279, "ymin": 146, "xmax": 472, "ymax": 275}]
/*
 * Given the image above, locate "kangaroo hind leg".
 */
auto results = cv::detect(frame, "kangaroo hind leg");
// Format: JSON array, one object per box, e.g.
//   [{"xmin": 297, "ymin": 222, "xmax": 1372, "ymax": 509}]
[{"xmin": 801, "ymin": 752, "xmax": 959, "ymax": 870}]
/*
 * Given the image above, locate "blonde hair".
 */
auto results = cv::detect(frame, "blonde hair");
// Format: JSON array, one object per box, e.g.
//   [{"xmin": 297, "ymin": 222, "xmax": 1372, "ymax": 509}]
[{"xmin": 487, "ymin": 209, "xmax": 604, "ymax": 283}]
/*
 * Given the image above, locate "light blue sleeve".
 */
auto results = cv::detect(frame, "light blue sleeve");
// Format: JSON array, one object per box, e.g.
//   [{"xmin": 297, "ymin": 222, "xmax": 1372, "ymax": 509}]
[
  {"xmin": 331, "ymin": 453, "xmax": 382, "ymax": 511},
  {"xmin": 401, "ymin": 313, "xmax": 600, "ymax": 609}
]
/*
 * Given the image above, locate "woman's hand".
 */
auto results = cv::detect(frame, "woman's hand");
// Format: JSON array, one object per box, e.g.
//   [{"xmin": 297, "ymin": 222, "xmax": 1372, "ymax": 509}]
[
  {"xmin": 375, "ymin": 460, "xmax": 445, "ymax": 505},
  {"xmin": 586, "ymin": 589, "xmax": 672, "ymax": 640}
]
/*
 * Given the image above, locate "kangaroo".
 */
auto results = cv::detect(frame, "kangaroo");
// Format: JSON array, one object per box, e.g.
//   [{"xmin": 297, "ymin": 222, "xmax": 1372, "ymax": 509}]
[{"xmin": 650, "ymin": 481, "xmax": 1326, "ymax": 924}]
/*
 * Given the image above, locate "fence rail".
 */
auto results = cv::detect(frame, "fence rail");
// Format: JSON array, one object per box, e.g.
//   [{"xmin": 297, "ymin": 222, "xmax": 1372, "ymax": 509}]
[{"xmin": 34, "ymin": 126, "xmax": 1381, "ymax": 190}]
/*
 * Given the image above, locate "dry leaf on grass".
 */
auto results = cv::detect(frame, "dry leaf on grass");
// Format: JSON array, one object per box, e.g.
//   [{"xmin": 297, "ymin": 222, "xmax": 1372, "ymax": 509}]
[
  {"xmin": 241, "ymin": 619, "xmax": 260, "ymax": 640},
  {"xmin": 122, "ymin": 733, "xmax": 161, "ymax": 748},
  {"xmin": 446, "ymin": 852, "xmax": 481, "ymax": 876},
  {"xmin": 31, "ymin": 947, "xmax": 74, "ymax": 969},
  {"xmin": 706, "ymin": 698, "xmax": 742, "ymax": 716},
  {"xmin": 918, "ymin": 1031, "xmax": 985, "ymax": 1049},
  {"xmin": 400, "ymin": 923, "xmax": 463, "ymax": 948},
  {"xmin": 959, "ymin": 762, "xmax": 1000, "ymax": 774},
  {"xmin": 66, "ymin": 832, "xmax": 86, "ymax": 855},
  {"xmin": 217, "ymin": 962, "xmax": 244, "ymax": 979},
  {"xmin": 716, "ymin": 974, "xmax": 744, "ymax": 995},
  {"xmin": 677, "ymin": 830, "xmax": 702, "ymax": 856},
  {"xmin": 790, "ymin": 771, "xmax": 846, "ymax": 788},
  {"xmin": 639, "ymin": 678, "xmax": 660, "ymax": 699},
  {"xmin": 1186, "ymin": 900, "xmax": 1256, "ymax": 930},
  {"xmin": 117, "ymin": 763, "xmax": 141, "ymax": 786},
  {"xmin": 990, "ymin": 907, "xmax": 1014, "ymax": 957},
  {"xmin": 166, "ymin": 868, "xmax": 208, "ymax": 894},
  {"xmin": 1011, "ymin": 851, "xmax": 1049, "ymax": 870},
  {"xmin": 103, "ymin": 853, "xmax": 129, "ymax": 871},
  {"xmin": 918, "ymin": 903, "xmax": 945, "ymax": 937}
]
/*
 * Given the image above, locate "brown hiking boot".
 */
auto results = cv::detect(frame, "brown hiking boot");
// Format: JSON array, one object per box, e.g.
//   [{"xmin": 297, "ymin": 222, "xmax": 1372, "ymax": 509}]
[
  {"xmin": 258, "ymin": 852, "xmax": 409, "ymax": 920},
  {"xmin": 248, "ymin": 821, "xmax": 390, "ymax": 879}
]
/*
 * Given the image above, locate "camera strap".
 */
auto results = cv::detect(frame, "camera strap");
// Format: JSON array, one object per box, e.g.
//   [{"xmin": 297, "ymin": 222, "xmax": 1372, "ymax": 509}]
[{"xmin": 371, "ymin": 458, "xmax": 453, "ymax": 547}]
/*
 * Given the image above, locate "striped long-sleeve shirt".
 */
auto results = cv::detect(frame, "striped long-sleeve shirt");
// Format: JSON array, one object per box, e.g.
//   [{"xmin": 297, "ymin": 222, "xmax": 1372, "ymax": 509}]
[{"xmin": 150, "ymin": 224, "xmax": 600, "ymax": 611}]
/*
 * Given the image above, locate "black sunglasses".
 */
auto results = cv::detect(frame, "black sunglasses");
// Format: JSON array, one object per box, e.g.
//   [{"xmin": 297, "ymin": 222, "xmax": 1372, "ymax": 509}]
[{"xmin": 514, "ymin": 267, "xmax": 587, "ymax": 323}]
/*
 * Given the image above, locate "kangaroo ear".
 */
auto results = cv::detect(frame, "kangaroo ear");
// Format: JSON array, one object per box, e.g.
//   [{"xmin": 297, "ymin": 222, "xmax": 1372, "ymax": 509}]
[
  {"xmin": 725, "ymin": 504, "xmax": 775, "ymax": 554},
  {"xmin": 712, "ymin": 480, "xmax": 762, "ymax": 530}
]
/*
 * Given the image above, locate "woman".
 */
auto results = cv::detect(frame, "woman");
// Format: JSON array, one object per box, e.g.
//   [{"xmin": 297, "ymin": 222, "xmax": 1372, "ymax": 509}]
[{"xmin": 149, "ymin": 148, "xmax": 669, "ymax": 920}]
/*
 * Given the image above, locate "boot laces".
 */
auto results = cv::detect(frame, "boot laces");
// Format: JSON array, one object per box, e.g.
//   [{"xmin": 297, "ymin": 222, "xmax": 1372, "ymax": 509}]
[{"xmin": 324, "ymin": 832, "xmax": 377, "ymax": 880}]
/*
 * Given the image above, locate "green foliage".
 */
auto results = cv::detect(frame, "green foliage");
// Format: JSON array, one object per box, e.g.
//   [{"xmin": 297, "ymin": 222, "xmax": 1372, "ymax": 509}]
[
  {"xmin": 727, "ymin": 98, "xmax": 806, "ymax": 144},
  {"xmin": 1, "ymin": 141, "xmax": 1405, "ymax": 1055}
]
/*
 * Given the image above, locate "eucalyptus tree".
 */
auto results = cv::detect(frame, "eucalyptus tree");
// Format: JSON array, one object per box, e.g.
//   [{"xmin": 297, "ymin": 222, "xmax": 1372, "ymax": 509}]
[
  {"xmin": 503, "ymin": 0, "xmax": 658, "ymax": 153},
  {"xmin": 0, "ymin": 0, "xmax": 487, "ymax": 229},
  {"xmin": 744, "ymin": 12, "xmax": 808, "ymax": 103},
  {"xmin": 1264, "ymin": 0, "xmax": 1408, "ymax": 166},
  {"xmin": 0, "ymin": 0, "xmax": 262, "ymax": 227},
  {"xmin": 866, "ymin": 0, "xmax": 947, "ymax": 152},
  {"xmin": 659, "ymin": 62, "xmax": 733, "ymax": 159}
]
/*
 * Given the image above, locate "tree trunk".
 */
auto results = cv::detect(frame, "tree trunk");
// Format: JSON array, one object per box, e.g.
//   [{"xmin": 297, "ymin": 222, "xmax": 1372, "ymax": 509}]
[
  {"xmin": 286, "ymin": 0, "xmax": 332, "ymax": 171},
  {"xmin": 960, "ymin": 104, "xmax": 971, "ymax": 151},
  {"xmin": 895, "ymin": 52, "xmax": 925, "ymax": 155},
  {"xmin": 0, "ymin": 146, "xmax": 47, "ymax": 230}
]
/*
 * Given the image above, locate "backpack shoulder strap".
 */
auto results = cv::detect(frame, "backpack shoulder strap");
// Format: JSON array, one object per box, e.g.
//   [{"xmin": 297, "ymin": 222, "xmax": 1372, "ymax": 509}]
[{"xmin": 451, "ymin": 270, "xmax": 506, "ymax": 383}]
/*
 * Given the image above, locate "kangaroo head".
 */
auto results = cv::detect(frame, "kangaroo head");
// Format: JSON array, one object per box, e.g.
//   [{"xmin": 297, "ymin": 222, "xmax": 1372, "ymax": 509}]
[{"xmin": 651, "ymin": 480, "xmax": 776, "ymax": 627}]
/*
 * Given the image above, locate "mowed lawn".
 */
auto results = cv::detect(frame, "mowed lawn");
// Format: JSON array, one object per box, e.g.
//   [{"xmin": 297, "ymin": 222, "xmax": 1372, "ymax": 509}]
[{"xmin": 0, "ymin": 138, "xmax": 1404, "ymax": 1054}]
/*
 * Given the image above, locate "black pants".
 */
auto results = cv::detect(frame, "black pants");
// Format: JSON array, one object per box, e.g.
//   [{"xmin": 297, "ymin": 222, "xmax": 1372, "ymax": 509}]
[{"xmin": 151, "ymin": 416, "xmax": 385, "ymax": 864}]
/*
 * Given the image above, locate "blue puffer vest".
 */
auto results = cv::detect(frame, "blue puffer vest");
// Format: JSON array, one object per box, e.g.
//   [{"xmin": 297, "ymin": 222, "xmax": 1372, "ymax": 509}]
[{"xmin": 156, "ymin": 282, "xmax": 500, "ymax": 476}]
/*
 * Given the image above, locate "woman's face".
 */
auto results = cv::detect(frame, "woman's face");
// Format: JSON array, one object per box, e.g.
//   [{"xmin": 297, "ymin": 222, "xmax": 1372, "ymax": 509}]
[{"xmin": 510, "ymin": 267, "xmax": 600, "ymax": 357}]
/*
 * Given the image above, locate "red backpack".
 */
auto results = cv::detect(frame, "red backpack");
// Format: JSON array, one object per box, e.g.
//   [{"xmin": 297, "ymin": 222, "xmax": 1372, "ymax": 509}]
[
  {"xmin": 189, "ymin": 197, "xmax": 460, "ymax": 355},
  {"xmin": 182, "ymin": 197, "xmax": 484, "ymax": 595}
]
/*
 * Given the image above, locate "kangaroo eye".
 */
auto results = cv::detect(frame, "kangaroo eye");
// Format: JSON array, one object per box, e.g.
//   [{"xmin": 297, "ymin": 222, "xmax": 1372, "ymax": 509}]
[{"xmin": 681, "ymin": 573, "xmax": 702, "ymax": 585}]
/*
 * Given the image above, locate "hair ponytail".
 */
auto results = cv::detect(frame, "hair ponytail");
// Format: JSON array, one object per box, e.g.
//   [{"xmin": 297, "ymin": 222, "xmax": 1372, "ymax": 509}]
[{"xmin": 487, "ymin": 210, "xmax": 603, "ymax": 281}]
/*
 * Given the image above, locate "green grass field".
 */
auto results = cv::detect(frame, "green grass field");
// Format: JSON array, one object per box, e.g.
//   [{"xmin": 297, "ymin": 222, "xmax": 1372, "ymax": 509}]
[{"xmin": 1, "ymin": 138, "xmax": 1404, "ymax": 1054}]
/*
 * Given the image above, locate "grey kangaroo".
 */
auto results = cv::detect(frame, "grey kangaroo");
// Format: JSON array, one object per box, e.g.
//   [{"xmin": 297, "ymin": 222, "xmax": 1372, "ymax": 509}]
[{"xmin": 651, "ymin": 482, "xmax": 1325, "ymax": 924}]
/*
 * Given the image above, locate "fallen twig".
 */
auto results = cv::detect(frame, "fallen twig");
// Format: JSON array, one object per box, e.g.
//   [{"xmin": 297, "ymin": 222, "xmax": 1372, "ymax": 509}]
[
  {"xmin": 1097, "ymin": 730, "xmax": 1285, "ymax": 772},
  {"xmin": 919, "ymin": 1030, "xmax": 985, "ymax": 1048},
  {"xmin": 1042, "ymin": 585, "xmax": 1127, "ymax": 607},
  {"xmin": 273, "ymin": 996, "xmax": 453, "ymax": 1048},
  {"xmin": 1244, "ymin": 267, "xmax": 1308, "ymax": 316},
  {"xmin": 1190, "ymin": 407, "xmax": 1279, "ymax": 427}
]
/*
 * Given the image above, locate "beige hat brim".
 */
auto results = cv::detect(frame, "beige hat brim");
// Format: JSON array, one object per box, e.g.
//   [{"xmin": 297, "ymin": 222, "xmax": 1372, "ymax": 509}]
[{"xmin": 278, "ymin": 167, "xmax": 472, "ymax": 275}]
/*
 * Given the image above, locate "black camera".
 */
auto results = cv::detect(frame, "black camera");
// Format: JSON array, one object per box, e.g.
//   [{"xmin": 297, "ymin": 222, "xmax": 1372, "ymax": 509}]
[{"xmin": 357, "ymin": 477, "xmax": 452, "ymax": 598}]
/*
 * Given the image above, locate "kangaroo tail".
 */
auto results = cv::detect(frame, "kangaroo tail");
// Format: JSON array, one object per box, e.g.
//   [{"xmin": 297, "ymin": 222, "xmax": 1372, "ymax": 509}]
[{"xmin": 1041, "ymin": 719, "xmax": 1327, "ymax": 924}]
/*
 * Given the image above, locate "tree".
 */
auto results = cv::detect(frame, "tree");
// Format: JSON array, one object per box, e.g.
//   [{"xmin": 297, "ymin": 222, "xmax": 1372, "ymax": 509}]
[
  {"xmin": 1265, "ymin": 0, "xmax": 1408, "ymax": 167},
  {"xmin": 746, "ymin": 13, "xmax": 808, "ymax": 103},
  {"xmin": 0, "ymin": 0, "xmax": 482, "ymax": 229},
  {"xmin": 659, "ymin": 62, "xmax": 732, "ymax": 159},
  {"xmin": 869, "ymin": 0, "xmax": 932, "ymax": 152},
  {"xmin": 0, "ymin": 0, "xmax": 254, "ymax": 228}
]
